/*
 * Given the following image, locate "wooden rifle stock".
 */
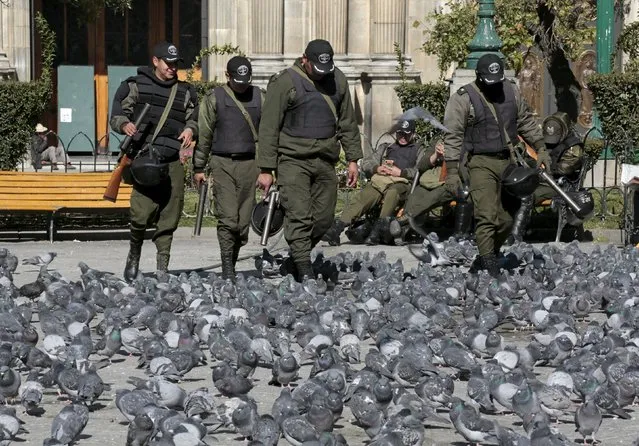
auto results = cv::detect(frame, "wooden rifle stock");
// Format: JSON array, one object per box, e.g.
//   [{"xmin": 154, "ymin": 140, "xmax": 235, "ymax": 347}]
[
  {"xmin": 103, "ymin": 103, "xmax": 151, "ymax": 202},
  {"xmin": 518, "ymin": 135, "xmax": 539, "ymax": 163},
  {"xmin": 438, "ymin": 159, "xmax": 448, "ymax": 182}
]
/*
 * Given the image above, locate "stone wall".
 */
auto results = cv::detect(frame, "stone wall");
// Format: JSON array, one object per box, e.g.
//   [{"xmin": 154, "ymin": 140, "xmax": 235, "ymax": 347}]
[
  {"xmin": 204, "ymin": 0, "xmax": 441, "ymax": 148},
  {"xmin": 0, "ymin": 0, "xmax": 30, "ymax": 82}
]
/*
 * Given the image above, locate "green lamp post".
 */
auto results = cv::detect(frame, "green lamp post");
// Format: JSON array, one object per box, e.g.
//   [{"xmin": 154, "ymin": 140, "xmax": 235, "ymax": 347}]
[{"xmin": 465, "ymin": 0, "xmax": 504, "ymax": 69}]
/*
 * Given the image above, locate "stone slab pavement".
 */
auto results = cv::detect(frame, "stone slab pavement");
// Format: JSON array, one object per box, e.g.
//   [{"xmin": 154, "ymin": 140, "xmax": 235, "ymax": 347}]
[{"xmin": 1, "ymin": 228, "xmax": 637, "ymax": 445}]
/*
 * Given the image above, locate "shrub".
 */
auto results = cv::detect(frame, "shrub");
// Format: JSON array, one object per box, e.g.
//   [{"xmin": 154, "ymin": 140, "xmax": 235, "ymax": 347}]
[
  {"xmin": 588, "ymin": 71, "xmax": 639, "ymax": 162},
  {"xmin": 0, "ymin": 13, "xmax": 55, "ymax": 170}
]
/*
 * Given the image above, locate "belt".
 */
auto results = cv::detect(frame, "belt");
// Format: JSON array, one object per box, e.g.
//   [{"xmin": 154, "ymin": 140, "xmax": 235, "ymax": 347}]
[
  {"xmin": 212, "ymin": 153, "xmax": 255, "ymax": 161},
  {"xmin": 479, "ymin": 150, "xmax": 511, "ymax": 159}
]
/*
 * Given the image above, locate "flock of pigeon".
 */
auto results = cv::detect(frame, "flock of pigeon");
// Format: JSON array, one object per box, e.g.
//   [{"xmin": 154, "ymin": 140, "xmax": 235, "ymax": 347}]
[{"xmin": 1, "ymin": 237, "xmax": 639, "ymax": 445}]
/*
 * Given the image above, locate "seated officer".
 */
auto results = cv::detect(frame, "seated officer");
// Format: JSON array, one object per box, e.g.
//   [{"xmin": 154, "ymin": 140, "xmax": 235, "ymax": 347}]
[
  {"xmin": 323, "ymin": 119, "xmax": 423, "ymax": 245},
  {"xmin": 507, "ymin": 111, "xmax": 585, "ymax": 243},
  {"xmin": 389, "ymin": 136, "xmax": 473, "ymax": 245}
]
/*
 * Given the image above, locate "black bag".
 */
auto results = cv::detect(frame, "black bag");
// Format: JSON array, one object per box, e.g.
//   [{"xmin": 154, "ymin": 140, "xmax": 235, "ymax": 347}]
[
  {"xmin": 129, "ymin": 83, "xmax": 177, "ymax": 188},
  {"xmin": 130, "ymin": 144, "xmax": 169, "ymax": 187}
]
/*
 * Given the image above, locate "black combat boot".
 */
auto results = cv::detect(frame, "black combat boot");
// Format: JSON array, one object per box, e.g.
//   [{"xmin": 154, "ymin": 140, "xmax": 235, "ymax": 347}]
[
  {"xmin": 480, "ymin": 253, "xmax": 501, "ymax": 278},
  {"xmin": 365, "ymin": 217, "xmax": 391, "ymax": 245},
  {"xmin": 505, "ymin": 195, "xmax": 533, "ymax": 245},
  {"xmin": 322, "ymin": 220, "xmax": 346, "ymax": 246},
  {"xmin": 452, "ymin": 202, "xmax": 474, "ymax": 241},
  {"xmin": 123, "ymin": 243, "xmax": 142, "ymax": 282},
  {"xmin": 156, "ymin": 253, "xmax": 170, "ymax": 273},
  {"xmin": 294, "ymin": 260, "xmax": 315, "ymax": 282},
  {"xmin": 221, "ymin": 253, "xmax": 236, "ymax": 282}
]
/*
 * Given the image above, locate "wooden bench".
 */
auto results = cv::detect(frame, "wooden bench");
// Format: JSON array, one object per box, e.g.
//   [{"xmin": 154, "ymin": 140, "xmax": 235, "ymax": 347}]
[{"xmin": 0, "ymin": 171, "xmax": 132, "ymax": 242}]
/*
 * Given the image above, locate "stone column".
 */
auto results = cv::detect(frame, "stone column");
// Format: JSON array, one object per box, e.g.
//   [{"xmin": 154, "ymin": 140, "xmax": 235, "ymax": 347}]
[
  {"xmin": 0, "ymin": 0, "xmax": 29, "ymax": 81},
  {"xmin": 370, "ymin": 0, "xmax": 406, "ymax": 55},
  {"xmin": 250, "ymin": 0, "xmax": 284, "ymax": 54},
  {"xmin": 206, "ymin": 0, "xmax": 239, "ymax": 82},
  {"xmin": 407, "ymin": 0, "xmax": 439, "ymax": 82},
  {"xmin": 283, "ymin": 0, "xmax": 306, "ymax": 56},
  {"xmin": 311, "ymin": 0, "xmax": 348, "ymax": 54},
  {"xmin": 347, "ymin": 0, "xmax": 370, "ymax": 56}
]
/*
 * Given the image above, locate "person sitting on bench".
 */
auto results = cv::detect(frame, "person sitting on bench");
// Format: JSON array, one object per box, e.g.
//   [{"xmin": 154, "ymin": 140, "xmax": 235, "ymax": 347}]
[
  {"xmin": 323, "ymin": 119, "xmax": 424, "ymax": 245},
  {"xmin": 31, "ymin": 123, "xmax": 75, "ymax": 170}
]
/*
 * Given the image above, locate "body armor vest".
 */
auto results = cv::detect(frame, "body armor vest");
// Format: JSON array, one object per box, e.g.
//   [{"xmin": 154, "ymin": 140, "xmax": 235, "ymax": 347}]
[
  {"xmin": 281, "ymin": 68, "xmax": 342, "ymax": 139},
  {"xmin": 549, "ymin": 133, "xmax": 583, "ymax": 172},
  {"xmin": 463, "ymin": 82, "xmax": 518, "ymax": 154},
  {"xmin": 212, "ymin": 86, "xmax": 261, "ymax": 156},
  {"xmin": 383, "ymin": 142, "xmax": 420, "ymax": 171},
  {"xmin": 131, "ymin": 70, "xmax": 189, "ymax": 161}
]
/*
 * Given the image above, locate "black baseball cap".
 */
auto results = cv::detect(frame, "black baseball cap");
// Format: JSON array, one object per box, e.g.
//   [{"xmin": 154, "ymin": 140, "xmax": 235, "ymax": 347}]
[
  {"xmin": 304, "ymin": 39, "xmax": 335, "ymax": 75},
  {"xmin": 153, "ymin": 41, "xmax": 182, "ymax": 63},
  {"xmin": 227, "ymin": 56, "xmax": 252, "ymax": 84},
  {"xmin": 476, "ymin": 53, "xmax": 505, "ymax": 84},
  {"xmin": 396, "ymin": 119, "xmax": 416, "ymax": 134}
]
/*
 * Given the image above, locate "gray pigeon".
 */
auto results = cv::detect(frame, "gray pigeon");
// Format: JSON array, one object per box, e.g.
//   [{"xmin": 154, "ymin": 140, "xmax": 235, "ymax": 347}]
[
  {"xmin": 281, "ymin": 415, "xmax": 319, "ymax": 445},
  {"xmin": 18, "ymin": 370, "xmax": 44, "ymax": 414},
  {"xmin": 271, "ymin": 387, "xmax": 300, "ymax": 427},
  {"xmin": 575, "ymin": 399, "xmax": 602, "ymax": 444},
  {"xmin": 0, "ymin": 366, "xmax": 20, "ymax": 402},
  {"xmin": 252, "ymin": 414, "xmax": 281, "ymax": 446},
  {"xmin": 270, "ymin": 352, "xmax": 299, "ymax": 387},
  {"xmin": 46, "ymin": 403, "xmax": 89, "ymax": 445},
  {"xmin": 126, "ymin": 412, "xmax": 155, "ymax": 446},
  {"xmin": 184, "ymin": 387, "xmax": 216, "ymax": 419},
  {"xmin": 0, "ymin": 409, "xmax": 25, "ymax": 445},
  {"xmin": 22, "ymin": 252, "xmax": 57, "ymax": 266},
  {"xmin": 390, "ymin": 107, "xmax": 450, "ymax": 133},
  {"xmin": 115, "ymin": 389, "xmax": 158, "ymax": 422},
  {"xmin": 77, "ymin": 367, "xmax": 107, "ymax": 405},
  {"xmin": 449, "ymin": 397, "xmax": 498, "ymax": 445},
  {"xmin": 232, "ymin": 397, "xmax": 259, "ymax": 439},
  {"xmin": 347, "ymin": 389, "xmax": 384, "ymax": 438}
]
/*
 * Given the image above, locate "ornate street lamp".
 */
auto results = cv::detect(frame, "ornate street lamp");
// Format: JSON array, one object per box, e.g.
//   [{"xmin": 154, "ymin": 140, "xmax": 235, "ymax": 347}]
[{"xmin": 464, "ymin": 0, "xmax": 504, "ymax": 69}]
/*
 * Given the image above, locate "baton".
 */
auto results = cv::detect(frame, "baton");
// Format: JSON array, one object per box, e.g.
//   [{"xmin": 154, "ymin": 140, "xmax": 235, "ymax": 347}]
[
  {"xmin": 193, "ymin": 181, "xmax": 208, "ymax": 237},
  {"xmin": 260, "ymin": 188, "xmax": 280, "ymax": 246}
]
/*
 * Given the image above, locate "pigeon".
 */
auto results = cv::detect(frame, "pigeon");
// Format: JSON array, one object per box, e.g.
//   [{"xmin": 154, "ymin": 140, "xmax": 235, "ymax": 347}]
[
  {"xmin": 22, "ymin": 252, "xmax": 57, "ymax": 266},
  {"xmin": 390, "ymin": 106, "xmax": 450, "ymax": 133},
  {"xmin": 115, "ymin": 389, "xmax": 158, "ymax": 422},
  {"xmin": 232, "ymin": 397, "xmax": 259, "ymax": 439},
  {"xmin": 18, "ymin": 370, "xmax": 44, "ymax": 414},
  {"xmin": 252, "ymin": 414, "xmax": 281, "ymax": 446},
  {"xmin": 46, "ymin": 403, "xmax": 89, "ymax": 445},
  {"xmin": 0, "ymin": 366, "xmax": 20, "ymax": 402},
  {"xmin": 575, "ymin": 399, "xmax": 602, "ymax": 444},
  {"xmin": 184, "ymin": 387, "xmax": 216, "ymax": 419},
  {"xmin": 272, "ymin": 388, "xmax": 300, "ymax": 427},
  {"xmin": 449, "ymin": 397, "xmax": 498, "ymax": 445},
  {"xmin": 126, "ymin": 412, "xmax": 155, "ymax": 446},
  {"xmin": 0, "ymin": 408, "xmax": 25, "ymax": 444},
  {"xmin": 270, "ymin": 351, "xmax": 300, "ymax": 387}
]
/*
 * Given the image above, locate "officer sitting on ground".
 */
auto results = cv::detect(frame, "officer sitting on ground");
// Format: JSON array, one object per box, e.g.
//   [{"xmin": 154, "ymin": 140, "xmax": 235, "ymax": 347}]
[
  {"xmin": 323, "ymin": 119, "xmax": 423, "ymax": 246},
  {"xmin": 507, "ymin": 111, "xmax": 585, "ymax": 244},
  {"xmin": 389, "ymin": 135, "xmax": 474, "ymax": 245}
]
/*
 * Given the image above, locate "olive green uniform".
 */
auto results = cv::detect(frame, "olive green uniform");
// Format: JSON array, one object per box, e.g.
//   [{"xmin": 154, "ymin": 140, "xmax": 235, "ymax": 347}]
[
  {"xmin": 340, "ymin": 142, "xmax": 424, "ymax": 223},
  {"xmin": 194, "ymin": 86, "xmax": 265, "ymax": 268},
  {"xmin": 534, "ymin": 143, "xmax": 584, "ymax": 203},
  {"xmin": 257, "ymin": 59, "xmax": 362, "ymax": 270},
  {"xmin": 110, "ymin": 69, "xmax": 198, "ymax": 268},
  {"xmin": 443, "ymin": 80, "xmax": 544, "ymax": 257}
]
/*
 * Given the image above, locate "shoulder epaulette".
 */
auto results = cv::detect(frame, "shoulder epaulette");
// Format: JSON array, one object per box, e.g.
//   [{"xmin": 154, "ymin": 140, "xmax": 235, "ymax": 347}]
[
  {"xmin": 270, "ymin": 70, "xmax": 287, "ymax": 82},
  {"xmin": 457, "ymin": 87, "xmax": 468, "ymax": 96}
]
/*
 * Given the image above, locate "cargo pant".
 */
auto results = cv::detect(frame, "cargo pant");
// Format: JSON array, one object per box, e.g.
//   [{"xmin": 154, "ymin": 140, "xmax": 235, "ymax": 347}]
[
  {"xmin": 339, "ymin": 183, "xmax": 410, "ymax": 224},
  {"xmin": 277, "ymin": 155, "xmax": 337, "ymax": 266},
  {"xmin": 211, "ymin": 155, "xmax": 258, "ymax": 261},
  {"xmin": 404, "ymin": 184, "xmax": 457, "ymax": 218},
  {"xmin": 129, "ymin": 159, "xmax": 185, "ymax": 256},
  {"xmin": 468, "ymin": 154, "xmax": 519, "ymax": 257}
]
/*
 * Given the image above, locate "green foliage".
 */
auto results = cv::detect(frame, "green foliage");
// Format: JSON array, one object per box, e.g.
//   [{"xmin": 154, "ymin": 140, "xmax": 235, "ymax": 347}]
[
  {"xmin": 394, "ymin": 42, "xmax": 408, "ymax": 83},
  {"xmin": 588, "ymin": 71, "xmax": 639, "ymax": 162},
  {"xmin": 186, "ymin": 44, "xmax": 244, "ymax": 83},
  {"xmin": 0, "ymin": 13, "xmax": 55, "ymax": 171},
  {"xmin": 66, "ymin": 0, "xmax": 132, "ymax": 20},
  {"xmin": 394, "ymin": 82, "xmax": 449, "ymax": 144},
  {"xmin": 419, "ymin": 0, "xmax": 596, "ymax": 76},
  {"xmin": 614, "ymin": 21, "xmax": 639, "ymax": 70}
]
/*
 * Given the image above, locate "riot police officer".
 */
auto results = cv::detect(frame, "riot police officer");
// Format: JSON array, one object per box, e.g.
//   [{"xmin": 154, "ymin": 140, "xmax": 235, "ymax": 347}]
[
  {"xmin": 110, "ymin": 42, "xmax": 198, "ymax": 281},
  {"xmin": 193, "ymin": 56, "xmax": 264, "ymax": 280},
  {"xmin": 442, "ymin": 53, "xmax": 547, "ymax": 276}
]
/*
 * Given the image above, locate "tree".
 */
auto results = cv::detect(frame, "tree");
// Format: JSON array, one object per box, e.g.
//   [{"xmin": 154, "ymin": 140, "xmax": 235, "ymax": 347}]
[{"xmin": 418, "ymin": 0, "xmax": 628, "ymax": 122}]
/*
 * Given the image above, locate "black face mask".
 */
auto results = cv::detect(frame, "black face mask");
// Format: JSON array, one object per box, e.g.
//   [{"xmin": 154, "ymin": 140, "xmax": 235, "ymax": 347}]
[{"xmin": 477, "ymin": 79, "xmax": 505, "ymax": 102}]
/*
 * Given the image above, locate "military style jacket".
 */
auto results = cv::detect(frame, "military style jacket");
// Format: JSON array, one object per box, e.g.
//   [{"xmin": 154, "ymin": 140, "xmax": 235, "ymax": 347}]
[
  {"xmin": 193, "ymin": 85, "xmax": 266, "ymax": 174},
  {"xmin": 361, "ymin": 141, "xmax": 425, "ymax": 181},
  {"xmin": 548, "ymin": 133, "xmax": 585, "ymax": 180},
  {"xmin": 442, "ymin": 80, "xmax": 544, "ymax": 164},
  {"xmin": 256, "ymin": 58, "xmax": 362, "ymax": 171},
  {"xmin": 110, "ymin": 66, "xmax": 198, "ymax": 162}
]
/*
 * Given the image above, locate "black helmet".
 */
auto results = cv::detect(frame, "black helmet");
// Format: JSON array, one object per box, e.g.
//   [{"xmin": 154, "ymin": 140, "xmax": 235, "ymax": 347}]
[
  {"xmin": 250, "ymin": 199, "xmax": 284, "ymax": 238},
  {"xmin": 129, "ymin": 150, "xmax": 169, "ymax": 187},
  {"xmin": 502, "ymin": 164, "xmax": 540, "ymax": 198},
  {"xmin": 345, "ymin": 218, "xmax": 373, "ymax": 244},
  {"xmin": 565, "ymin": 189, "xmax": 595, "ymax": 225},
  {"xmin": 542, "ymin": 112, "xmax": 571, "ymax": 145}
]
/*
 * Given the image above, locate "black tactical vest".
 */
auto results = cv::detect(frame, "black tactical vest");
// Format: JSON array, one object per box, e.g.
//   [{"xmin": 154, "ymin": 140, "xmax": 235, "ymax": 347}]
[
  {"xmin": 384, "ymin": 142, "xmax": 420, "ymax": 171},
  {"xmin": 463, "ymin": 81, "xmax": 518, "ymax": 154},
  {"xmin": 549, "ymin": 133, "xmax": 582, "ymax": 169},
  {"xmin": 212, "ymin": 86, "xmax": 261, "ymax": 156},
  {"xmin": 131, "ymin": 70, "xmax": 190, "ymax": 161},
  {"xmin": 281, "ymin": 68, "xmax": 342, "ymax": 139}
]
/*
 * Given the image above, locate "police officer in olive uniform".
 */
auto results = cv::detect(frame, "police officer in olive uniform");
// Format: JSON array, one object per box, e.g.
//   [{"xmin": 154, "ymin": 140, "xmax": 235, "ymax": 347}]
[
  {"xmin": 193, "ymin": 56, "xmax": 264, "ymax": 280},
  {"xmin": 110, "ymin": 42, "xmax": 198, "ymax": 281},
  {"xmin": 389, "ymin": 136, "xmax": 474, "ymax": 244},
  {"xmin": 257, "ymin": 39, "xmax": 362, "ymax": 280},
  {"xmin": 507, "ymin": 111, "xmax": 585, "ymax": 243},
  {"xmin": 443, "ymin": 53, "xmax": 547, "ymax": 276},
  {"xmin": 323, "ymin": 119, "xmax": 423, "ymax": 246}
]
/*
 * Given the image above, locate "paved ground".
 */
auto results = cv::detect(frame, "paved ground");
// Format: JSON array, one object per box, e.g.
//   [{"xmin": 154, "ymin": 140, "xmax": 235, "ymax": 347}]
[{"xmin": 2, "ymin": 228, "xmax": 637, "ymax": 445}]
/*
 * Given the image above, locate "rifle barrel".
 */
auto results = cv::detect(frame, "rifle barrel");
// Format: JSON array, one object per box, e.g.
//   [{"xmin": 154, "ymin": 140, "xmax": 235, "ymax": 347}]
[{"xmin": 194, "ymin": 183, "xmax": 207, "ymax": 236}]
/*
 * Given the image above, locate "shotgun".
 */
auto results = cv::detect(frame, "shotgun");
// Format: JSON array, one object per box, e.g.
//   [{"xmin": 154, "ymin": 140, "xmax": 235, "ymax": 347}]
[
  {"xmin": 193, "ymin": 181, "xmax": 208, "ymax": 236},
  {"xmin": 103, "ymin": 103, "xmax": 151, "ymax": 202}
]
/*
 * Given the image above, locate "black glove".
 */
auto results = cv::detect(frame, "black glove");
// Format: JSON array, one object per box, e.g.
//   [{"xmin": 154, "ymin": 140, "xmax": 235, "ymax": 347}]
[{"xmin": 536, "ymin": 149, "xmax": 552, "ymax": 170}]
